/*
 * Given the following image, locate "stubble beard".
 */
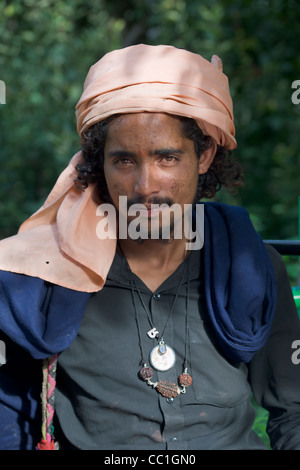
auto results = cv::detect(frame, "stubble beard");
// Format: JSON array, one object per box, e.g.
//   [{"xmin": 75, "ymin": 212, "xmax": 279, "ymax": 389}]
[{"xmin": 117, "ymin": 194, "xmax": 197, "ymax": 245}]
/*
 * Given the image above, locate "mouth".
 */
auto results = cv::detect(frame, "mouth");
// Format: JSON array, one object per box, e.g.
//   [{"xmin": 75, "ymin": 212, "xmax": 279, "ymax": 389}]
[
  {"xmin": 129, "ymin": 203, "xmax": 167, "ymax": 218},
  {"xmin": 127, "ymin": 197, "xmax": 174, "ymax": 219}
]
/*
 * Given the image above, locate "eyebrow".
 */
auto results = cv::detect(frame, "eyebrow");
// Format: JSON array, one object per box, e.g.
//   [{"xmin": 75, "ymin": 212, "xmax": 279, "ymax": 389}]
[
  {"xmin": 154, "ymin": 147, "xmax": 184, "ymax": 155},
  {"xmin": 107, "ymin": 147, "xmax": 184, "ymax": 158},
  {"xmin": 107, "ymin": 150, "xmax": 135, "ymax": 158}
]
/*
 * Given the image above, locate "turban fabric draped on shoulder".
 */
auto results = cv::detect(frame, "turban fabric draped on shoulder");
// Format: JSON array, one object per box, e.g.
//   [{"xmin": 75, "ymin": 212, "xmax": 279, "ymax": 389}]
[{"xmin": 0, "ymin": 44, "xmax": 237, "ymax": 292}]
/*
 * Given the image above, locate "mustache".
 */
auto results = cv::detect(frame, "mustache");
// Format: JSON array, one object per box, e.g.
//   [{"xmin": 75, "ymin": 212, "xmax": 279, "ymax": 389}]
[{"xmin": 126, "ymin": 196, "xmax": 174, "ymax": 208}]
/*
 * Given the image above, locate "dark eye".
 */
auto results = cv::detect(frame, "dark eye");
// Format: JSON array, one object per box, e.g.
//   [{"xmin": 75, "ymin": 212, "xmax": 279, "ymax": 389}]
[
  {"xmin": 160, "ymin": 155, "xmax": 178, "ymax": 164},
  {"xmin": 164, "ymin": 155, "xmax": 175, "ymax": 161},
  {"xmin": 114, "ymin": 158, "xmax": 133, "ymax": 166}
]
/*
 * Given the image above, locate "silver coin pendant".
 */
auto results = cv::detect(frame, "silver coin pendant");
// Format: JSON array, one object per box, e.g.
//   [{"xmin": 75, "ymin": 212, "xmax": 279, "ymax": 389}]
[{"xmin": 149, "ymin": 343, "xmax": 176, "ymax": 372}]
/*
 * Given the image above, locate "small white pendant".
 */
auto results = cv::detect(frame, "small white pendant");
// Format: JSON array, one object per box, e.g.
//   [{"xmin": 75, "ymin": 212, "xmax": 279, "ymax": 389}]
[
  {"xmin": 149, "ymin": 341, "xmax": 176, "ymax": 372},
  {"xmin": 147, "ymin": 327, "xmax": 159, "ymax": 339}
]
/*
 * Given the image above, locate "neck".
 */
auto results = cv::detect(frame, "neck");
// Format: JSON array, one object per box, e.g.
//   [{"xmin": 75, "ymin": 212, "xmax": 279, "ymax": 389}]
[
  {"xmin": 118, "ymin": 237, "xmax": 188, "ymax": 292},
  {"xmin": 119, "ymin": 236, "xmax": 187, "ymax": 264}
]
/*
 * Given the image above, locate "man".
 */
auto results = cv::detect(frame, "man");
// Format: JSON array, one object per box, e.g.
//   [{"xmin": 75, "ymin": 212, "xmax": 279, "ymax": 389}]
[{"xmin": 0, "ymin": 44, "xmax": 300, "ymax": 450}]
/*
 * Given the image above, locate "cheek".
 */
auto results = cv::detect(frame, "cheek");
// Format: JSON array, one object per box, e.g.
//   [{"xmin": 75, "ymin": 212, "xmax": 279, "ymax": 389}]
[
  {"xmin": 104, "ymin": 171, "xmax": 133, "ymax": 205},
  {"xmin": 106, "ymin": 180, "xmax": 124, "ymax": 203},
  {"xmin": 171, "ymin": 174, "xmax": 199, "ymax": 202}
]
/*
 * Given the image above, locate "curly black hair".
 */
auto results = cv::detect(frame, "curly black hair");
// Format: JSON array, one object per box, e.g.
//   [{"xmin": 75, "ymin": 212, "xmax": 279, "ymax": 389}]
[{"xmin": 74, "ymin": 114, "xmax": 244, "ymax": 202}]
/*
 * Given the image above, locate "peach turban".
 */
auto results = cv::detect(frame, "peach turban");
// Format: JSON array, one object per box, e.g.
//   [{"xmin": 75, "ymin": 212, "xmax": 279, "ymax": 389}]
[
  {"xmin": 76, "ymin": 44, "xmax": 236, "ymax": 150},
  {"xmin": 0, "ymin": 44, "xmax": 237, "ymax": 292}
]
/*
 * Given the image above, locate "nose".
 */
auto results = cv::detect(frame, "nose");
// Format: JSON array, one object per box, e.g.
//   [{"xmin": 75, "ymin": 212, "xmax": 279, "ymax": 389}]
[{"xmin": 133, "ymin": 163, "xmax": 160, "ymax": 198}]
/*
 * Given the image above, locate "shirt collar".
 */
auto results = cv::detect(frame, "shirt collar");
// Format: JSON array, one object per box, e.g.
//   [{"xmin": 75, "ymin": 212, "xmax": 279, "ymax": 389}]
[{"xmin": 106, "ymin": 246, "xmax": 202, "ymax": 293}]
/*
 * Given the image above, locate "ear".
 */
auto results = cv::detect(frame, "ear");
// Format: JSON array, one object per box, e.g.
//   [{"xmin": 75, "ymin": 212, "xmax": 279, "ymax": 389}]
[{"xmin": 198, "ymin": 140, "xmax": 217, "ymax": 175}]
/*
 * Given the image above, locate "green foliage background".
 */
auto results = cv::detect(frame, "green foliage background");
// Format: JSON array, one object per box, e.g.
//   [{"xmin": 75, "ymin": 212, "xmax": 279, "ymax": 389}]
[{"xmin": 1, "ymin": 0, "xmax": 300, "ymax": 278}]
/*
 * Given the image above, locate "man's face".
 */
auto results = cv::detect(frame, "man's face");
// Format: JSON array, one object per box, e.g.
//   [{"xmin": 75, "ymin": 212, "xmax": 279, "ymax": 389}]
[{"xmin": 103, "ymin": 112, "xmax": 202, "ymax": 240}]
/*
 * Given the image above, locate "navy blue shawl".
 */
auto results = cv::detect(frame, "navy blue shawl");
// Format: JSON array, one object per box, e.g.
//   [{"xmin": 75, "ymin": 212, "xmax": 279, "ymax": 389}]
[{"xmin": 203, "ymin": 202, "xmax": 277, "ymax": 363}]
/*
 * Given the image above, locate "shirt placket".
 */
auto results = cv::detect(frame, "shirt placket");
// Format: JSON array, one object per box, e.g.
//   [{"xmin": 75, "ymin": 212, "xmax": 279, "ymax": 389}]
[{"xmin": 149, "ymin": 290, "xmax": 187, "ymax": 449}]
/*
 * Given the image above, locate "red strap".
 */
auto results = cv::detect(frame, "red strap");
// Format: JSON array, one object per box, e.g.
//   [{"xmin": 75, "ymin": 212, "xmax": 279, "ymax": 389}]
[{"xmin": 37, "ymin": 439, "xmax": 55, "ymax": 450}]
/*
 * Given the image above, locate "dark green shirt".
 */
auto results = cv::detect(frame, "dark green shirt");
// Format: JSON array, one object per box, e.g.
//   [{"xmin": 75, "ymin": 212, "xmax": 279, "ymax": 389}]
[{"xmin": 55, "ymin": 245, "xmax": 300, "ymax": 450}]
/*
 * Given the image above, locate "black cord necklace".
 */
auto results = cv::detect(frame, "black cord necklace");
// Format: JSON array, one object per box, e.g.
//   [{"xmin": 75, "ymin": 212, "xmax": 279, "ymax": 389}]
[{"xmin": 123, "ymin": 247, "xmax": 193, "ymax": 399}]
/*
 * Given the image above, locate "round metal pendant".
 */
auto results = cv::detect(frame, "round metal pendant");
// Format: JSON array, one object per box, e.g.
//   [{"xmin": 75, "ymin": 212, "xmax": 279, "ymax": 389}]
[{"xmin": 149, "ymin": 343, "xmax": 176, "ymax": 372}]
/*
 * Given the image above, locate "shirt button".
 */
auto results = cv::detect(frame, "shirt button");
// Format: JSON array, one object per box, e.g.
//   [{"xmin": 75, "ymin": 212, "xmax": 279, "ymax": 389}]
[
  {"xmin": 166, "ymin": 397, "xmax": 174, "ymax": 404},
  {"xmin": 153, "ymin": 293, "xmax": 161, "ymax": 300},
  {"xmin": 170, "ymin": 437, "xmax": 178, "ymax": 442}
]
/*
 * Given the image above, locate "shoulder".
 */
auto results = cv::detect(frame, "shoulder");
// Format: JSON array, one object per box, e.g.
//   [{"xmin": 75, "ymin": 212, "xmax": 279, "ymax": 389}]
[{"xmin": 264, "ymin": 243, "xmax": 289, "ymax": 280}]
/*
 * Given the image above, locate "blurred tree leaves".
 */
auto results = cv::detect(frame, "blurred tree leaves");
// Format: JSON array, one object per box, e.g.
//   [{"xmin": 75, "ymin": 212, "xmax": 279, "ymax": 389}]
[
  {"xmin": 0, "ymin": 0, "xmax": 300, "ymax": 250},
  {"xmin": 0, "ymin": 0, "xmax": 124, "ymax": 235}
]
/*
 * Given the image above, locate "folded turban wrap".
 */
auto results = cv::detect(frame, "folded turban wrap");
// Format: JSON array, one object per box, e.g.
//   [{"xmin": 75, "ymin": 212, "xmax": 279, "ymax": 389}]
[
  {"xmin": 76, "ymin": 44, "xmax": 236, "ymax": 150},
  {"xmin": 0, "ymin": 44, "xmax": 237, "ymax": 292}
]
